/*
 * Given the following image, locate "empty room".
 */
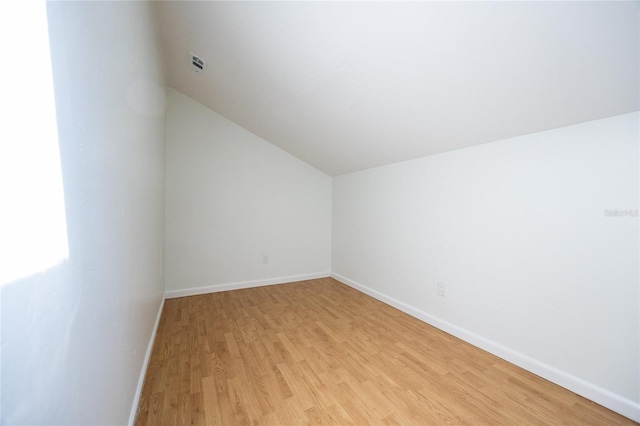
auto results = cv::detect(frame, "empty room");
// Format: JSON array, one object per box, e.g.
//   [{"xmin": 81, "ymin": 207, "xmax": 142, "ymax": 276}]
[{"xmin": 1, "ymin": 0, "xmax": 638, "ymax": 425}]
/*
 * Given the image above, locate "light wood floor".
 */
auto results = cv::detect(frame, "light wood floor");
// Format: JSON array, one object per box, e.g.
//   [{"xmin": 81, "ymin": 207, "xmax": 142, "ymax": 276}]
[{"xmin": 136, "ymin": 278, "xmax": 636, "ymax": 425}]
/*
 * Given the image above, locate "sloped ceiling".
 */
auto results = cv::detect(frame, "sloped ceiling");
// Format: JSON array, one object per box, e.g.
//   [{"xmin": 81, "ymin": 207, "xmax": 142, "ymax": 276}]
[{"xmin": 154, "ymin": 1, "xmax": 639, "ymax": 176}]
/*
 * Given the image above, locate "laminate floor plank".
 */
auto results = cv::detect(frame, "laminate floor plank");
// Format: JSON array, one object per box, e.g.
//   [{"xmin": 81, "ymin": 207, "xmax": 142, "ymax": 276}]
[{"xmin": 136, "ymin": 278, "xmax": 636, "ymax": 425}]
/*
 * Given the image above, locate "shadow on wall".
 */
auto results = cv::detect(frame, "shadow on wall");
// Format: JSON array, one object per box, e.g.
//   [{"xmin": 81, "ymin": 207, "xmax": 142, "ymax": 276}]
[{"xmin": 0, "ymin": 260, "xmax": 86, "ymax": 423}]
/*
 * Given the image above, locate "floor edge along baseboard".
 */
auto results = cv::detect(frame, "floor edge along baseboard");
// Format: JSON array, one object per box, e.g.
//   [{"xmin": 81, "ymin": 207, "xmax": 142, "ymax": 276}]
[
  {"xmin": 164, "ymin": 272, "xmax": 331, "ymax": 299},
  {"xmin": 330, "ymin": 272, "xmax": 640, "ymax": 423},
  {"xmin": 129, "ymin": 297, "xmax": 165, "ymax": 426}
]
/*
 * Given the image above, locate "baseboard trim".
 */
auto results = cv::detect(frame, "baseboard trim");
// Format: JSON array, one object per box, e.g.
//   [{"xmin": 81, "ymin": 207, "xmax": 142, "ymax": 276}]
[
  {"xmin": 128, "ymin": 296, "xmax": 165, "ymax": 426},
  {"xmin": 331, "ymin": 272, "xmax": 640, "ymax": 422},
  {"xmin": 165, "ymin": 272, "xmax": 332, "ymax": 299}
]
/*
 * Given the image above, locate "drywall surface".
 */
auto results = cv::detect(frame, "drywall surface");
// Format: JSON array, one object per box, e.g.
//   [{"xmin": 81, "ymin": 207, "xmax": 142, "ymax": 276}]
[
  {"xmin": 1, "ymin": 2, "xmax": 166, "ymax": 424},
  {"xmin": 332, "ymin": 112, "xmax": 639, "ymax": 419},
  {"xmin": 165, "ymin": 89, "xmax": 331, "ymax": 295}
]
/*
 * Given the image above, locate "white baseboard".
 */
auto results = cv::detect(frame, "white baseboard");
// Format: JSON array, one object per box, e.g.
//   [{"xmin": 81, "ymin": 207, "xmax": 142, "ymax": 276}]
[
  {"xmin": 165, "ymin": 272, "xmax": 331, "ymax": 299},
  {"xmin": 128, "ymin": 296, "xmax": 165, "ymax": 426},
  {"xmin": 331, "ymin": 272, "xmax": 640, "ymax": 422}
]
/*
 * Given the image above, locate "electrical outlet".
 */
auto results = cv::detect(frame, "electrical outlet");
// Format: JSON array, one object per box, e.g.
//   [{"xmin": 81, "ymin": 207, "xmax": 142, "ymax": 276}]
[{"xmin": 437, "ymin": 281, "xmax": 446, "ymax": 297}]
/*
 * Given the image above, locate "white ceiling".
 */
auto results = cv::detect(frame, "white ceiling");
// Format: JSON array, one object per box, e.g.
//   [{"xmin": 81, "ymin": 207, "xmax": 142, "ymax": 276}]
[{"xmin": 153, "ymin": 1, "xmax": 639, "ymax": 176}]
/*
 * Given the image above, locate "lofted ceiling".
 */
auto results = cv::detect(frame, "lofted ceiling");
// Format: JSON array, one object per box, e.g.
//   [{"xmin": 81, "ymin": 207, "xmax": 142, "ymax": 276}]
[{"xmin": 153, "ymin": 1, "xmax": 639, "ymax": 176}]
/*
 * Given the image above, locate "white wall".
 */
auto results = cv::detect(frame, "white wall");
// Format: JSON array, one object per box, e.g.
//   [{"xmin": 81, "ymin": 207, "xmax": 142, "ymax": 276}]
[
  {"xmin": 1, "ymin": 2, "xmax": 166, "ymax": 424},
  {"xmin": 332, "ymin": 112, "xmax": 639, "ymax": 420},
  {"xmin": 165, "ymin": 89, "xmax": 332, "ymax": 297}
]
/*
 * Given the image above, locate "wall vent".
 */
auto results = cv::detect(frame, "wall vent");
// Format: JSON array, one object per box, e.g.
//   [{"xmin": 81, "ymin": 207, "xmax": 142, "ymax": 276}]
[{"xmin": 190, "ymin": 52, "xmax": 205, "ymax": 72}]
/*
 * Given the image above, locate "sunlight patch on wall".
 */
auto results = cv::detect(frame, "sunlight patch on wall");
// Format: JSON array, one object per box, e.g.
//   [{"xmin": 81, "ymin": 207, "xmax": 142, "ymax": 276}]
[{"xmin": 0, "ymin": 0, "xmax": 68, "ymax": 286}]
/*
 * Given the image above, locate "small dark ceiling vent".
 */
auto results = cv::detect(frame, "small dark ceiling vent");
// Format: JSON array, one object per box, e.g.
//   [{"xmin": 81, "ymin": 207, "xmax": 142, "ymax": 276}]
[{"xmin": 190, "ymin": 52, "xmax": 205, "ymax": 72}]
